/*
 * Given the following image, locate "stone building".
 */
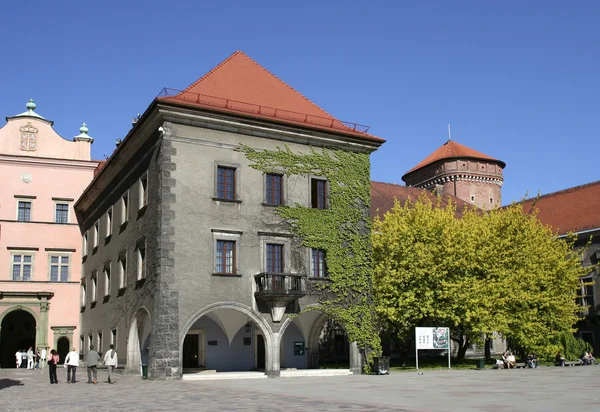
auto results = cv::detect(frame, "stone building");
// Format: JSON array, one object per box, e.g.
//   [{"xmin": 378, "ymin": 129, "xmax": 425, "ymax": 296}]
[
  {"xmin": 75, "ymin": 51, "xmax": 384, "ymax": 379},
  {"xmin": 402, "ymin": 139, "xmax": 505, "ymax": 210},
  {"xmin": 0, "ymin": 100, "xmax": 97, "ymax": 367}
]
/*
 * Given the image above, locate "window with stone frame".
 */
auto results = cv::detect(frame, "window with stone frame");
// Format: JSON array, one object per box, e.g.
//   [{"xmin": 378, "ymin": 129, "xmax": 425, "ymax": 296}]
[
  {"xmin": 49, "ymin": 254, "xmax": 70, "ymax": 282},
  {"xmin": 265, "ymin": 173, "xmax": 283, "ymax": 206},
  {"xmin": 311, "ymin": 248, "xmax": 328, "ymax": 278},
  {"xmin": 139, "ymin": 173, "xmax": 148, "ymax": 209},
  {"xmin": 121, "ymin": 191, "xmax": 129, "ymax": 224},
  {"xmin": 310, "ymin": 179, "xmax": 328, "ymax": 210},
  {"xmin": 11, "ymin": 253, "xmax": 33, "ymax": 281},
  {"xmin": 91, "ymin": 270, "xmax": 98, "ymax": 303},
  {"xmin": 578, "ymin": 277, "xmax": 595, "ymax": 316},
  {"xmin": 118, "ymin": 251, "xmax": 127, "ymax": 289},
  {"xmin": 103, "ymin": 262, "xmax": 111, "ymax": 296},
  {"xmin": 93, "ymin": 221, "xmax": 99, "ymax": 248},
  {"xmin": 97, "ymin": 331, "xmax": 103, "ymax": 354},
  {"xmin": 17, "ymin": 201, "xmax": 32, "ymax": 221},
  {"xmin": 106, "ymin": 207, "xmax": 113, "ymax": 237},
  {"xmin": 83, "ymin": 232, "xmax": 88, "ymax": 257},
  {"xmin": 81, "ymin": 279, "xmax": 87, "ymax": 307},
  {"xmin": 215, "ymin": 240, "xmax": 236, "ymax": 274},
  {"xmin": 266, "ymin": 243, "xmax": 284, "ymax": 273},
  {"xmin": 55, "ymin": 203, "xmax": 69, "ymax": 224},
  {"xmin": 216, "ymin": 166, "xmax": 236, "ymax": 200},
  {"xmin": 136, "ymin": 241, "xmax": 146, "ymax": 280}
]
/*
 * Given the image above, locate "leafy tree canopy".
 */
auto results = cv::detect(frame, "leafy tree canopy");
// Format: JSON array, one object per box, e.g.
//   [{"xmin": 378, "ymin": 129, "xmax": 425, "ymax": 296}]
[{"xmin": 373, "ymin": 194, "xmax": 588, "ymax": 360}]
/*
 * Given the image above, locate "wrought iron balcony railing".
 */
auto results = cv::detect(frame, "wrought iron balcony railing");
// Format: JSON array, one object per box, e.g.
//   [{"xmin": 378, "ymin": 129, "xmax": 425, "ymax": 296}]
[{"xmin": 254, "ymin": 273, "xmax": 307, "ymax": 302}]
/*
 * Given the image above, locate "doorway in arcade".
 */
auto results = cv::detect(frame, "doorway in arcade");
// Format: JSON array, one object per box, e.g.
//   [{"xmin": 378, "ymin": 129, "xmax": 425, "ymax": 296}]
[
  {"xmin": 0, "ymin": 309, "xmax": 36, "ymax": 368},
  {"xmin": 182, "ymin": 309, "xmax": 265, "ymax": 372}
]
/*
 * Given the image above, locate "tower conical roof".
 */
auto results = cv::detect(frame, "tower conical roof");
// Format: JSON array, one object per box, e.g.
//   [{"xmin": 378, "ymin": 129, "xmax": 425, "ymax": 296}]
[
  {"xmin": 159, "ymin": 51, "xmax": 381, "ymax": 141},
  {"xmin": 403, "ymin": 140, "xmax": 505, "ymax": 178}
]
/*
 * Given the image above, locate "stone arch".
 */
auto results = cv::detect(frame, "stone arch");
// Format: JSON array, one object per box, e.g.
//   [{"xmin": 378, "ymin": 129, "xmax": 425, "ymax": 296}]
[
  {"xmin": 179, "ymin": 302, "xmax": 274, "ymax": 373},
  {"xmin": 0, "ymin": 306, "xmax": 39, "ymax": 368},
  {"xmin": 126, "ymin": 306, "xmax": 152, "ymax": 374},
  {"xmin": 0, "ymin": 305, "xmax": 39, "ymax": 325}
]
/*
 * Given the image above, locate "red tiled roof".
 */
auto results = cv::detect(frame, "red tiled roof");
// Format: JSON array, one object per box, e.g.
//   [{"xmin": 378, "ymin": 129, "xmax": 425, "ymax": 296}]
[
  {"xmin": 158, "ymin": 51, "xmax": 383, "ymax": 142},
  {"xmin": 404, "ymin": 140, "xmax": 505, "ymax": 176},
  {"xmin": 520, "ymin": 180, "xmax": 600, "ymax": 235},
  {"xmin": 93, "ymin": 160, "xmax": 106, "ymax": 177},
  {"xmin": 370, "ymin": 181, "xmax": 472, "ymax": 221}
]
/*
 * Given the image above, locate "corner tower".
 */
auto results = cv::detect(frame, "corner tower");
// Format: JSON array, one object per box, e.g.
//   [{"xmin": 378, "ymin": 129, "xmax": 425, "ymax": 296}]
[{"xmin": 402, "ymin": 140, "xmax": 505, "ymax": 210}]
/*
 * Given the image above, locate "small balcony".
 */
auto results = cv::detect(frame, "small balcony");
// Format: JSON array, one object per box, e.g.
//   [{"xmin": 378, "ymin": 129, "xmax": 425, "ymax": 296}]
[{"xmin": 254, "ymin": 273, "xmax": 307, "ymax": 303}]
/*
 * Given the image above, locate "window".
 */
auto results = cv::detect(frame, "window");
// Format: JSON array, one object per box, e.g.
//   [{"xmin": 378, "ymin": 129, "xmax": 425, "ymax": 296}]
[
  {"xmin": 91, "ymin": 271, "xmax": 98, "ymax": 302},
  {"xmin": 103, "ymin": 263, "xmax": 111, "ymax": 296},
  {"xmin": 81, "ymin": 280, "xmax": 87, "ymax": 307},
  {"xmin": 265, "ymin": 173, "xmax": 283, "ymax": 205},
  {"xmin": 311, "ymin": 179, "xmax": 327, "ymax": 209},
  {"xmin": 106, "ymin": 208, "xmax": 113, "ymax": 237},
  {"xmin": 137, "ymin": 243, "xmax": 146, "ymax": 280},
  {"xmin": 470, "ymin": 195, "xmax": 475, "ymax": 203},
  {"xmin": 93, "ymin": 221, "xmax": 99, "ymax": 248},
  {"xmin": 88, "ymin": 334, "xmax": 93, "ymax": 351},
  {"xmin": 118, "ymin": 252, "xmax": 127, "ymax": 289},
  {"xmin": 111, "ymin": 328, "xmax": 117, "ymax": 348},
  {"xmin": 80, "ymin": 336, "xmax": 84, "ymax": 354},
  {"xmin": 83, "ymin": 232, "xmax": 88, "ymax": 257},
  {"xmin": 578, "ymin": 278, "xmax": 595, "ymax": 316},
  {"xmin": 17, "ymin": 201, "xmax": 32, "ymax": 221},
  {"xmin": 311, "ymin": 249, "xmax": 328, "ymax": 278},
  {"xmin": 266, "ymin": 244, "xmax": 284, "ymax": 273},
  {"xmin": 121, "ymin": 192, "xmax": 129, "ymax": 224},
  {"xmin": 217, "ymin": 166, "xmax": 236, "ymax": 200},
  {"xmin": 11, "ymin": 253, "xmax": 33, "ymax": 281},
  {"xmin": 139, "ymin": 174, "xmax": 148, "ymax": 209},
  {"xmin": 216, "ymin": 240, "xmax": 236, "ymax": 274},
  {"xmin": 49, "ymin": 255, "xmax": 70, "ymax": 282},
  {"xmin": 97, "ymin": 331, "xmax": 103, "ymax": 354},
  {"xmin": 55, "ymin": 203, "xmax": 69, "ymax": 223}
]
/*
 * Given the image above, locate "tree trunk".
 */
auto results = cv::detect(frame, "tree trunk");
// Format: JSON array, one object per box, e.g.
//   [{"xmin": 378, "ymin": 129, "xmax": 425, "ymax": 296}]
[
  {"xmin": 456, "ymin": 338, "xmax": 469, "ymax": 362},
  {"xmin": 484, "ymin": 337, "xmax": 491, "ymax": 360}
]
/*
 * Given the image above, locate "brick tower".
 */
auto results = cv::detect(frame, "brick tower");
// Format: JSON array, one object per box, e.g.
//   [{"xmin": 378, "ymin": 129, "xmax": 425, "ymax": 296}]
[{"xmin": 402, "ymin": 140, "xmax": 505, "ymax": 210}]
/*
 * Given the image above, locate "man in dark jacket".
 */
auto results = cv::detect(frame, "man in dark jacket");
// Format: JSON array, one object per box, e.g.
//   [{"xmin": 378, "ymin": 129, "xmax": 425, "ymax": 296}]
[{"xmin": 86, "ymin": 345, "xmax": 100, "ymax": 384}]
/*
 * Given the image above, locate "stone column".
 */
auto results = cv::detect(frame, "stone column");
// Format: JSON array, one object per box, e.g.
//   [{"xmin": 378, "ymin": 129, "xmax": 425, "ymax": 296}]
[
  {"xmin": 266, "ymin": 332, "xmax": 281, "ymax": 377},
  {"xmin": 349, "ymin": 341, "xmax": 362, "ymax": 375},
  {"xmin": 38, "ymin": 301, "xmax": 50, "ymax": 350}
]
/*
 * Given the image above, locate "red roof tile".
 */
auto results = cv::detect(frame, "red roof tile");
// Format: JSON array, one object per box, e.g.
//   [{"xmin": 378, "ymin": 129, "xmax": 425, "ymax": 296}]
[
  {"xmin": 158, "ymin": 51, "xmax": 382, "ymax": 142},
  {"xmin": 404, "ymin": 140, "xmax": 505, "ymax": 176},
  {"xmin": 93, "ymin": 160, "xmax": 106, "ymax": 177},
  {"xmin": 370, "ymin": 181, "xmax": 472, "ymax": 221},
  {"xmin": 520, "ymin": 181, "xmax": 600, "ymax": 235}
]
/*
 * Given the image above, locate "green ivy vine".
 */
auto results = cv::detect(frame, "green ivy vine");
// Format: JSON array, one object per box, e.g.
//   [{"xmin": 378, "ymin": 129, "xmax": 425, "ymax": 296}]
[{"xmin": 237, "ymin": 144, "xmax": 382, "ymax": 372}]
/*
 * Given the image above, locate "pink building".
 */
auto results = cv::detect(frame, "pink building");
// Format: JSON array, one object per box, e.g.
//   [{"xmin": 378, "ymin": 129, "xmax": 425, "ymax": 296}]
[{"xmin": 0, "ymin": 100, "xmax": 97, "ymax": 367}]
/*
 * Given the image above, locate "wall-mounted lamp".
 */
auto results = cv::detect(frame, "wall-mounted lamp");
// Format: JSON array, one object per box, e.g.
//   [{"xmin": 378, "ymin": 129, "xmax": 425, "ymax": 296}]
[{"xmin": 244, "ymin": 322, "xmax": 251, "ymax": 333}]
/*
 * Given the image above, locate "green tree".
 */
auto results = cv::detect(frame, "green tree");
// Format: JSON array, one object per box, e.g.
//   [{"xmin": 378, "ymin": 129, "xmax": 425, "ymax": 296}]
[{"xmin": 373, "ymin": 194, "xmax": 587, "ymax": 361}]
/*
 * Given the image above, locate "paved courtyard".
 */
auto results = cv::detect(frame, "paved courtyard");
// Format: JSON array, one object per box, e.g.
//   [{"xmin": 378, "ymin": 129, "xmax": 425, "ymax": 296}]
[{"xmin": 0, "ymin": 366, "xmax": 598, "ymax": 411}]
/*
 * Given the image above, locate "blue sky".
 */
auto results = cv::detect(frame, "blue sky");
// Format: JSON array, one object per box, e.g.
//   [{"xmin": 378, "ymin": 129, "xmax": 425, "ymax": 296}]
[{"xmin": 1, "ymin": 1, "xmax": 598, "ymax": 205}]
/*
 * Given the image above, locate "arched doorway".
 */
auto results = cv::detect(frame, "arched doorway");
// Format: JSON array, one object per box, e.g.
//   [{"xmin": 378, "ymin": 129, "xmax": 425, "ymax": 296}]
[
  {"xmin": 127, "ymin": 307, "xmax": 151, "ymax": 375},
  {"xmin": 180, "ymin": 303, "xmax": 272, "ymax": 374},
  {"xmin": 57, "ymin": 337, "xmax": 69, "ymax": 364},
  {"xmin": 0, "ymin": 308, "xmax": 37, "ymax": 368}
]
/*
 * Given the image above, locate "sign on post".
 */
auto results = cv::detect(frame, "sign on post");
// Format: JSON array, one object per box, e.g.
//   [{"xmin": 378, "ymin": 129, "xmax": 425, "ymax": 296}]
[{"xmin": 415, "ymin": 327, "xmax": 451, "ymax": 369}]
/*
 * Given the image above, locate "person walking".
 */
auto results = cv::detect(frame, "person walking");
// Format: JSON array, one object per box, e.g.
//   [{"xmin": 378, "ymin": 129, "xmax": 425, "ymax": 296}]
[
  {"xmin": 103, "ymin": 344, "xmax": 118, "ymax": 384},
  {"xmin": 48, "ymin": 349, "xmax": 59, "ymax": 384},
  {"xmin": 27, "ymin": 347, "xmax": 34, "ymax": 369},
  {"xmin": 40, "ymin": 348, "xmax": 47, "ymax": 371},
  {"xmin": 86, "ymin": 345, "xmax": 100, "ymax": 384},
  {"xmin": 34, "ymin": 349, "xmax": 40, "ymax": 369},
  {"xmin": 64, "ymin": 347, "xmax": 79, "ymax": 383},
  {"xmin": 15, "ymin": 350, "xmax": 21, "ymax": 368}
]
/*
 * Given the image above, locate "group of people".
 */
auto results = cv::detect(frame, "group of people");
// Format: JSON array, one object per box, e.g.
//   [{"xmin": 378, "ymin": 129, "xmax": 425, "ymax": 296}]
[
  {"xmin": 45, "ymin": 344, "xmax": 119, "ymax": 385},
  {"xmin": 501, "ymin": 350, "xmax": 516, "ymax": 369},
  {"xmin": 555, "ymin": 350, "xmax": 597, "ymax": 366},
  {"xmin": 14, "ymin": 347, "xmax": 45, "ymax": 369}
]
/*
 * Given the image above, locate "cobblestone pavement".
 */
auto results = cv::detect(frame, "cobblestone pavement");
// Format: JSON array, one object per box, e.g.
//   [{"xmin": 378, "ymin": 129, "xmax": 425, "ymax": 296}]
[{"xmin": 0, "ymin": 366, "xmax": 599, "ymax": 411}]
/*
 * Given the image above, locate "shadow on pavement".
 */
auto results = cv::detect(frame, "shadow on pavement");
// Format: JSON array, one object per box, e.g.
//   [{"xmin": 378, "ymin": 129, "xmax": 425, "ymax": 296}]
[{"xmin": 0, "ymin": 378, "xmax": 24, "ymax": 390}]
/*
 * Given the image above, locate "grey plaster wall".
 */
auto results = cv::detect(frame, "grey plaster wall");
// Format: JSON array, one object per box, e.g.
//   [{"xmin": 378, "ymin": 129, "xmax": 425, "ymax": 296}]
[{"xmin": 281, "ymin": 322, "xmax": 307, "ymax": 369}]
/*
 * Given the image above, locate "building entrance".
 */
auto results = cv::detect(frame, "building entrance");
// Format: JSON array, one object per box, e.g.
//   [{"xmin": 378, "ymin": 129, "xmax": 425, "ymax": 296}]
[
  {"xmin": 57, "ymin": 337, "xmax": 69, "ymax": 364},
  {"xmin": 0, "ymin": 309, "xmax": 36, "ymax": 368}
]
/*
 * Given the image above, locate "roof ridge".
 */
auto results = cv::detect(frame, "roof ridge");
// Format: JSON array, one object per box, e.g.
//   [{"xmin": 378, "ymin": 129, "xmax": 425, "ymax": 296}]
[
  {"xmin": 523, "ymin": 180, "xmax": 600, "ymax": 202},
  {"xmin": 183, "ymin": 50, "xmax": 336, "ymax": 119}
]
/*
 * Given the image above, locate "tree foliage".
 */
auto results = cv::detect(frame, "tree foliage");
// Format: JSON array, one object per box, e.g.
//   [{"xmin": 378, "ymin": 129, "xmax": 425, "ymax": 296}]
[{"xmin": 373, "ymin": 194, "xmax": 587, "ymax": 360}]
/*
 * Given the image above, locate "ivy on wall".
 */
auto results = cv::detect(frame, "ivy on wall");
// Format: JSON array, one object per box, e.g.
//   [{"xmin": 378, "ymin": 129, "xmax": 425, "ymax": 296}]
[{"xmin": 237, "ymin": 145, "xmax": 381, "ymax": 371}]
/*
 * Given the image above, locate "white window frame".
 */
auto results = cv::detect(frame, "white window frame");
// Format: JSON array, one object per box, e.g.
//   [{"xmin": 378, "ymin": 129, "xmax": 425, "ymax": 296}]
[
  {"xmin": 93, "ymin": 221, "xmax": 99, "ymax": 249},
  {"xmin": 81, "ymin": 279, "xmax": 87, "ymax": 307},
  {"xmin": 88, "ymin": 334, "xmax": 93, "ymax": 351},
  {"xmin": 103, "ymin": 262, "xmax": 111, "ymax": 296},
  {"xmin": 48, "ymin": 253, "xmax": 71, "ymax": 282},
  {"xmin": 121, "ymin": 191, "xmax": 129, "ymax": 225},
  {"xmin": 91, "ymin": 270, "xmax": 98, "ymax": 303},
  {"xmin": 136, "ymin": 239, "xmax": 146, "ymax": 280},
  {"xmin": 10, "ymin": 251, "xmax": 34, "ymax": 281},
  {"xmin": 82, "ymin": 232, "xmax": 89, "ymax": 257},
  {"xmin": 139, "ymin": 173, "xmax": 148, "ymax": 210},
  {"xmin": 111, "ymin": 328, "xmax": 117, "ymax": 348},
  {"xmin": 106, "ymin": 207, "xmax": 113, "ymax": 237},
  {"xmin": 118, "ymin": 250, "xmax": 127, "ymax": 289},
  {"xmin": 97, "ymin": 331, "xmax": 103, "ymax": 354}
]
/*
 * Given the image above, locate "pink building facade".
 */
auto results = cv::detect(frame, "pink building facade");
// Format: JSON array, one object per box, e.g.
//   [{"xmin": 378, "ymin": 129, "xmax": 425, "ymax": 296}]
[{"xmin": 0, "ymin": 100, "xmax": 97, "ymax": 367}]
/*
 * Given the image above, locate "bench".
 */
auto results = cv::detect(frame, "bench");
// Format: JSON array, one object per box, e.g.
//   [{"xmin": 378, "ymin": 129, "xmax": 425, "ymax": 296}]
[
  {"xmin": 492, "ymin": 362, "xmax": 527, "ymax": 369},
  {"xmin": 563, "ymin": 360, "xmax": 583, "ymax": 367}
]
